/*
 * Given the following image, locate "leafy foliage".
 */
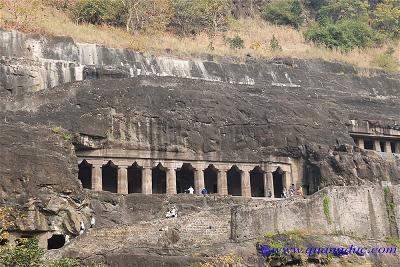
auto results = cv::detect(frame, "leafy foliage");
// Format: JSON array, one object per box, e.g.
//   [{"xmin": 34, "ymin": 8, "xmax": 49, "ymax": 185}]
[
  {"xmin": 124, "ymin": 0, "xmax": 173, "ymax": 34},
  {"xmin": 372, "ymin": 0, "xmax": 400, "ymax": 39},
  {"xmin": 227, "ymin": 35, "xmax": 245, "ymax": 49},
  {"xmin": 262, "ymin": 0, "xmax": 304, "ymax": 28},
  {"xmin": 0, "ymin": 238, "xmax": 45, "ymax": 267},
  {"xmin": 270, "ymin": 35, "xmax": 282, "ymax": 51},
  {"xmin": 170, "ymin": 0, "xmax": 232, "ymax": 35},
  {"xmin": 71, "ymin": 0, "xmax": 125, "ymax": 25},
  {"xmin": 322, "ymin": 195, "xmax": 332, "ymax": 224},
  {"xmin": 317, "ymin": 0, "xmax": 370, "ymax": 22},
  {"xmin": 305, "ymin": 18, "xmax": 375, "ymax": 51}
]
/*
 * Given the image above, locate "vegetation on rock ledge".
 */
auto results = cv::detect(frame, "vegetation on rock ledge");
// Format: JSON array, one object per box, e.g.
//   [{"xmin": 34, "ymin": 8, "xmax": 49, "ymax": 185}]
[{"xmin": 0, "ymin": 0, "xmax": 398, "ymax": 73}]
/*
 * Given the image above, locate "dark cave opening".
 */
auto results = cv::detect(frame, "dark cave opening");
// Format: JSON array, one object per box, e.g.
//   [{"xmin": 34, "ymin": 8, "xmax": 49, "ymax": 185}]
[
  {"xmin": 176, "ymin": 163, "xmax": 195, "ymax": 193},
  {"xmin": 227, "ymin": 166, "xmax": 242, "ymax": 196},
  {"xmin": 78, "ymin": 159, "xmax": 92, "ymax": 189},
  {"xmin": 128, "ymin": 163, "xmax": 142, "ymax": 194},
  {"xmin": 152, "ymin": 163, "xmax": 166, "ymax": 194},
  {"xmin": 47, "ymin": 234, "xmax": 65, "ymax": 250},
  {"xmin": 273, "ymin": 169, "xmax": 284, "ymax": 198},
  {"xmin": 250, "ymin": 166, "xmax": 264, "ymax": 197},
  {"xmin": 204, "ymin": 165, "xmax": 218, "ymax": 194},
  {"xmin": 102, "ymin": 160, "xmax": 118, "ymax": 193}
]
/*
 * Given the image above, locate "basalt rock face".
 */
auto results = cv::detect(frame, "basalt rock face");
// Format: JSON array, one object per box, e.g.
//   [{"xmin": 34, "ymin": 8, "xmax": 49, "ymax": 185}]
[
  {"xmin": 0, "ymin": 122, "xmax": 91, "ymax": 238},
  {"xmin": 1, "ymin": 71, "xmax": 400, "ymax": 190}
]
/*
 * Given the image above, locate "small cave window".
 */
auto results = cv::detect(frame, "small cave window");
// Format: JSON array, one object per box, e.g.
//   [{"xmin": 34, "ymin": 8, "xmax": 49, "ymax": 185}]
[
  {"xmin": 47, "ymin": 234, "xmax": 65, "ymax": 250},
  {"xmin": 364, "ymin": 140, "xmax": 373, "ymax": 150}
]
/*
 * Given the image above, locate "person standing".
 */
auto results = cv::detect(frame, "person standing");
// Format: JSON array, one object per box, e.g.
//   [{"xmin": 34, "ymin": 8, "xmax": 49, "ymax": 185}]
[
  {"xmin": 90, "ymin": 216, "xmax": 96, "ymax": 228},
  {"xmin": 187, "ymin": 186, "xmax": 194, "ymax": 194}
]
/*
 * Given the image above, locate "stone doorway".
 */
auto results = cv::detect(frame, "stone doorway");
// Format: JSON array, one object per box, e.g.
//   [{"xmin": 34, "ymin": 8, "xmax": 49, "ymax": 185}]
[
  {"xmin": 273, "ymin": 167, "xmax": 284, "ymax": 198},
  {"xmin": 250, "ymin": 166, "xmax": 264, "ymax": 197},
  {"xmin": 102, "ymin": 160, "xmax": 118, "ymax": 193},
  {"xmin": 78, "ymin": 160, "xmax": 92, "ymax": 189},
  {"xmin": 176, "ymin": 163, "xmax": 195, "ymax": 193},
  {"xmin": 227, "ymin": 165, "xmax": 242, "ymax": 196},
  {"xmin": 204, "ymin": 165, "xmax": 218, "ymax": 194},
  {"xmin": 128, "ymin": 162, "xmax": 142, "ymax": 193},
  {"xmin": 152, "ymin": 163, "xmax": 167, "ymax": 194}
]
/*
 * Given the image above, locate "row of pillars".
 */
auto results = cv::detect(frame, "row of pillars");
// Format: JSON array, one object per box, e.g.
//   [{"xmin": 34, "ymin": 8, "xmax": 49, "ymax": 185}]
[
  {"xmin": 354, "ymin": 138, "xmax": 400, "ymax": 153},
  {"xmin": 84, "ymin": 161, "xmax": 288, "ymax": 198}
]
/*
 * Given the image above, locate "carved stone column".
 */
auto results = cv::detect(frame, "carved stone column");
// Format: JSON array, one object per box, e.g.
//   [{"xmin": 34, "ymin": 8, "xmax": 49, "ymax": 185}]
[
  {"xmin": 92, "ymin": 165, "xmax": 102, "ymax": 191},
  {"xmin": 142, "ymin": 168, "xmax": 152, "ymax": 194},
  {"xmin": 217, "ymin": 168, "xmax": 228, "ymax": 196},
  {"xmin": 118, "ymin": 166, "xmax": 128, "ymax": 194},
  {"xmin": 167, "ymin": 168, "xmax": 177, "ymax": 195},
  {"xmin": 373, "ymin": 140, "xmax": 381, "ymax": 152},
  {"xmin": 356, "ymin": 139, "xmax": 364, "ymax": 149},
  {"xmin": 241, "ymin": 168, "xmax": 251, "ymax": 198},
  {"xmin": 194, "ymin": 168, "xmax": 205, "ymax": 194},
  {"xmin": 266, "ymin": 171, "xmax": 274, "ymax": 198},
  {"xmin": 386, "ymin": 141, "xmax": 392, "ymax": 153}
]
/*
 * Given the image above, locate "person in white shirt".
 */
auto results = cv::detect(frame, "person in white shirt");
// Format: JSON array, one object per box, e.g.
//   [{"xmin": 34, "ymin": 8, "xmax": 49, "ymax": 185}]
[
  {"xmin": 187, "ymin": 186, "xmax": 194, "ymax": 194},
  {"xmin": 90, "ymin": 216, "xmax": 96, "ymax": 228},
  {"xmin": 79, "ymin": 221, "xmax": 85, "ymax": 235},
  {"xmin": 65, "ymin": 234, "xmax": 70, "ymax": 244},
  {"xmin": 171, "ymin": 206, "xmax": 177, "ymax": 218}
]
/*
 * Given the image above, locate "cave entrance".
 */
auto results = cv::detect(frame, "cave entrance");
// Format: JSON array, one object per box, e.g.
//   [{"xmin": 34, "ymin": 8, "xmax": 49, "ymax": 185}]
[
  {"xmin": 152, "ymin": 163, "xmax": 167, "ymax": 194},
  {"xmin": 78, "ymin": 160, "xmax": 92, "ymax": 189},
  {"xmin": 391, "ymin": 142, "xmax": 396, "ymax": 153},
  {"xmin": 250, "ymin": 166, "xmax": 264, "ymax": 197},
  {"xmin": 204, "ymin": 165, "xmax": 218, "ymax": 194},
  {"xmin": 176, "ymin": 163, "xmax": 195, "ymax": 193},
  {"xmin": 128, "ymin": 162, "xmax": 142, "ymax": 194},
  {"xmin": 47, "ymin": 234, "xmax": 65, "ymax": 250},
  {"xmin": 380, "ymin": 141, "xmax": 386, "ymax": 152},
  {"xmin": 102, "ymin": 160, "xmax": 118, "ymax": 193},
  {"xmin": 273, "ymin": 167, "xmax": 284, "ymax": 198},
  {"xmin": 227, "ymin": 165, "xmax": 242, "ymax": 196},
  {"xmin": 364, "ymin": 139, "xmax": 373, "ymax": 150}
]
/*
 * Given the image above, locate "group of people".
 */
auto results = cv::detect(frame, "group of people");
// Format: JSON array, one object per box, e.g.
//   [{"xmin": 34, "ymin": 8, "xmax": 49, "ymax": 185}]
[
  {"xmin": 185, "ymin": 186, "xmax": 209, "ymax": 197},
  {"xmin": 282, "ymin": 184, "xmax": 304, "ymax": 198}
]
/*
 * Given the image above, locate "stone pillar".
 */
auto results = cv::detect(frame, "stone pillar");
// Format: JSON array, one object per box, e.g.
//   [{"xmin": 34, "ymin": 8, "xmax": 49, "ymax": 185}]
[
  {"xmin": 396, "ymin": 143, "xmax": 400, "ymax": 154},
  {"xmin": 265, "ymin": 172, "xmax": 274, "ymax": 198},
  {"xmin": 386, "ymin": 141, "xmax": 392, "ymax": 153},
  {"xmin": 241, "ymin": 168, "xmax": 251, "ymax": 198},
  {"xmin": 118, "ymin": 166, "xmax": 128, "ymax": 194},
  {"xmin": 217, "ymin": 168, "xmax": 228, "ymax": 196},
  {"xmin": 167, "ymin": 168, "xmax": 177, "ymax": 195},
  {"xmin": 142, "ymin": 168, "xmax": 152, "ymax": 194},
  {"xmin": 356, "ymin": 139, "xmax": 364, "ymax": 149},
  {"xmin": 373, "ymin": 140, "xmax": 381, "ymax": 152},
  {"xmin": 92, "ymin": 165, "xmax": 102, "ymax": 191},
  {"xmin": 194, "ymin": 169, "xmax": 205, "ymax": 194}
]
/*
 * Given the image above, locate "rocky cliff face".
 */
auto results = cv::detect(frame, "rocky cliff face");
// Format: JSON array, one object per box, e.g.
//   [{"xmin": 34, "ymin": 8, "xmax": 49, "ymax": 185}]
[{"xmin": 0, "ymin": 30, "xmax": 400, "ymax": 265}]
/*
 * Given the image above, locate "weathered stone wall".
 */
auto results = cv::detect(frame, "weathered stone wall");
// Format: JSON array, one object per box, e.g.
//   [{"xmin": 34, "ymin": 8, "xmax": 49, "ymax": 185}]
[{"xmin": 231, "ymin": 186, "xmax": 396, "ymax": 241}]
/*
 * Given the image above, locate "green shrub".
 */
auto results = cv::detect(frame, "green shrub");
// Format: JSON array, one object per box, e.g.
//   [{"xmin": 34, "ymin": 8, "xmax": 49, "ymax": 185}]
[
  {"xmin": 270, "ymin": 35, "xmax": 282, "ymax": 51},
  {"xmin": 171, "ymin": 0, "xmax": 232, "ymax": 35},
  {"xmin": 52, "ymin": 126, "xmax": 62, "ymax": 134},
  {"xmin": 71, "ymin": 0, "xmax": 125, "ymax": 25},
  {"xmin": 48, "ymin": 258, "xmax": 81, "ymax": 267},
  {"xmin": 371, "ymin": 49, "xmax": 399, "ymax": 74},
  {"xmin": 305, "ymin": 18, "xmax": 375, "ymax": 51},
  {"xmin": 372, "ymin": 0, "xmax": 400, "ymax": 40},
  {"xmin": 227, "ymin": 35, "xmax": 244, "ymax": 49},
  {"xmin": 262, "ymin": 0, "xmax": 304, "ymax": 28},
  {"xmin": 0, "ymin": 238, "xmax": 44, "ymax": 267},
  {"xmin": 317, "ymin": 0, "xmax": 369, "ymax": 22},
  {"xmin": 323, "ymin": 195, "xmax": 332, "ymax": 224}
]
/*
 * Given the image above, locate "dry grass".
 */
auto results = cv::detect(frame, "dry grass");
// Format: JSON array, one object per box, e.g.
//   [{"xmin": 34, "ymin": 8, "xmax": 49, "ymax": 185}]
[{"xmin": 0, "ymin": 4, "xmax": 399, "ymax": 72}]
